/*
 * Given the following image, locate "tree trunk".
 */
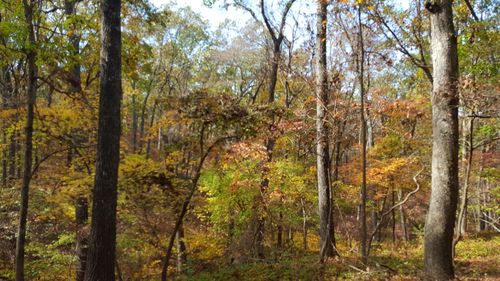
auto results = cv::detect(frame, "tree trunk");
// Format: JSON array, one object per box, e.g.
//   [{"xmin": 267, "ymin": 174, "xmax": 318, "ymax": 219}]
[
  {"xmin": 477, "ymin": 145, "xmax": 486, "ymax": 232},
  {"xmin": 424, "ymin": 0, "xmax": 460, "ymax": 279},
  {"xmin": 392, "ymin": 189, "xmax": 396, "ymax": 243},
  {"xmin": 14, "ymin": 1, "xmax": 37, "ymax": 280},
  {"xmin": 64, "ymin": 0, "xmax": 82, "ymax": 166},
  {"xmin": 176, "ymin": 222, "xmax": 187, "ymax": 274},
  {"xmin": 76, "ymin": 198, "xmax": 89, "ymax": 281},
  {"xmin": 453, "ymin": 117, "xmax": 474, "ymax": 256},
  {"xmin": 357, "ymin": 3, "xmax": 368, "ymax": 265},
  {"xmin": 398, "ymin": 190, "xmax": 409, "ymax": 241},
  {"xmin": 64, "ymin": 0, "xmax": 82, "ymax": 93},
  {"xmin": 131, "ymin": 93, "xmax": 138, "ymax": 153},
  {"xmin": 84, "ymin": 0, "xmax": 122, "ymax": 280},
  {"xmin": 277, "ymin": 211, "xmax": 283, "ymax": 248},
  {"xmin": 1, "ymin": 66, "xmax": 11, "ymax": 187},
  {"xmin": 301, "ymin": 198, "xmax": 307, "ymax": 251},
  {"xmin": 145, "ymin": 99, "xmax": 157, "ymax": 159},
  {"xmin": 316, "ymin": 0, "xmax": 335, "ymax": 263}
]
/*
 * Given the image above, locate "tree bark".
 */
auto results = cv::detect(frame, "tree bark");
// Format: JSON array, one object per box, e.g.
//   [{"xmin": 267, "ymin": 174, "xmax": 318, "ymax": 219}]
[
  {"xmin": 15, "ymin": 1, "xmax": 37, "ymax": 280},
  {"xmin": 83, "ymin": 0, "xmax": 122, "ymax": 280},
  {"xmin": 76, "ymin": 197, "xmax": 89, "ymax": 281},
  {"xmin": 424, "ymin": 0, "xmax": 460, "ymax": 279},
  {"xmin": 176, "ymin": 222, "xmax": 187, "ymax": 274},
  {"xmin": 357, "ymin": 3, "xmax": 368, "ymax": 265},
  {"xmin": 453, "ymin": 117, "xmax": 474, "ymax": 256},
  {"xmin": 316, "ymin": 0, "xmax": 335, "ymax": 263}
]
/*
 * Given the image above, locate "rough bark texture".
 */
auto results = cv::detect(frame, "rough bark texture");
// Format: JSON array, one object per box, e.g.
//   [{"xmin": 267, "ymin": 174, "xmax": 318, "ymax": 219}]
[
  {"xmin": 424, "ymin": 0, "xmax": 459, "ymax": 279},
  {"xmin": 83, "ymin": 0, "xmax": 122, "ymax": 280},
  {"xmin": 15, "ymin": 1, "xmax": 37, "ymax": 280},
  {"xmin": 315, "ymin": 0, "xmax": 334, "ymax": 262}
]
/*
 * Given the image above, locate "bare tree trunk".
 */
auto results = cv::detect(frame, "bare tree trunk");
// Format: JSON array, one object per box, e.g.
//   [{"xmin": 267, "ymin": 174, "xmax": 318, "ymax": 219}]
[
  {"xmin": 64, "ymin": 0, "xmax": 82, "ymax": 165},
  {"xmin": 477, "ymin": 146, "xmax": 486, "ymax": 232},
  {"xmin": 176, "ymin": 222, "xmax": 187, "ymax": 274},
  {"xmin": 160, "ymin": 126, "xmax": 222, "ymax": 281},
  {"xmin": 357, "ymin": 3, "xmax": 368, "ymax": 265},
  {"xmin": 15, "ymin": 1, "xmax": 37, "ymax": 280},
  {"xmin": 316, "ymin": 0, "xmax": 335, "ymax": 263},
  {"xmin": 398, "ymin": 190, "xmax": 409, "ymax": 241},
  {"xmin": 131, "ymin": 93, "xmax": 138, "ymax": 153},
  {"xmin": 84, "ymin": 0, "xmax": 122, "ymax": 279},
  {"xmin": 76, "ymin": 198, "xmax": 88, "ymax": 281},
  {"xmin": 424, "ymin": 0, "xmax": 460, "ymax": 279},
  {"xmin": 301, "ymin": 198, "xmax": 307, "ymax": 251},
  {"xmin": 392, "ymin": 189, "xmax": 396, "ymax": 243},
  {"xmin": 1, "ymin": 66, "xmax": 11, "ymax": 187},
  {"xmin": 277, "ymin": 211, "xmax": 283, "ymax": 248},
  {"xmin": 145, "ymin": 99, "xmax": 157, "ymax": 159},
  {"xmin": 453, "ymin": 117, "xmax": 474, "ymax": 256}
]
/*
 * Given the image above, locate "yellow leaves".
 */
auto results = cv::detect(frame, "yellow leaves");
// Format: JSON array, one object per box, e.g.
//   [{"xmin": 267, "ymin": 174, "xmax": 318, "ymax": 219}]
[{"xmin": 0, "ymin": 108, "xmax": 18, "ymax": 120}]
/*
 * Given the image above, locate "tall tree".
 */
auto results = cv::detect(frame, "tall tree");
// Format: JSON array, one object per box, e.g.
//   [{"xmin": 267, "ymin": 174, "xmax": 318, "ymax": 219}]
[
  {"xmin": 357, "ymin": 2, "xmax": 368, "ymax": 264},
  {"xmin": 424, "ymin": 0, "xmax": 460, "ymax": 279},
  {"xmin": 15, "ymin": 1, "xmax": 38, "ymax": 280},
  {"xmin": 83, "ymin": 0, "xmax": 122, "ymax": 279},
  {"xmin": 315, "ymin": 0, "xmax": 335, "ymax": 262},
  {"xmin": 233, "ymin": 0, "xmax": 296, "ymax": 258}
]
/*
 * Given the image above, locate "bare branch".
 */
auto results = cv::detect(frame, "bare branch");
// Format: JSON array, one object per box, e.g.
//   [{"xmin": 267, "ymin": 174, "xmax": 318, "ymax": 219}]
[
  {"xmin": 464, "ymin": 0, "xmax": 480, "ymax": 21},
  {"xmin": 367, "ymin": 166, "xmax": 424, "ymax": 256}
]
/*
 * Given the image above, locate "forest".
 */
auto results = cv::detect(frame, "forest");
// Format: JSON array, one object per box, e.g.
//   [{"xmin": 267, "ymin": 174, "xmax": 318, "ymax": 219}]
[{"xmin": 0, "ymin": 0, "xmax": 498, "ymax": 280}]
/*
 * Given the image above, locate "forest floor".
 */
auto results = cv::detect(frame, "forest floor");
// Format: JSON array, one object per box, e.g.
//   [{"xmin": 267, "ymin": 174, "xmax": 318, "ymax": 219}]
[{"xmin": 173, "ymin": 232, "xmax": 499, "ymax": 281}]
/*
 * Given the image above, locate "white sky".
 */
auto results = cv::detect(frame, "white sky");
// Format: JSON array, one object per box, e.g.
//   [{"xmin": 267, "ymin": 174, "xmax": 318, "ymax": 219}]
[
  {"xmin": 150, "ymin": 0, "xmax": 251, "ymax": 28},
  {"xmin": 149, "ymin": 0, "xmax": 410, "ymax": 31}
]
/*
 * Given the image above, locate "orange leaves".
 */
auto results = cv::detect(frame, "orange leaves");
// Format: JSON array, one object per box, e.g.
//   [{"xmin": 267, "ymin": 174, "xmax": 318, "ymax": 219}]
[
  {"xmin": 227, "ymin": 141, "xmax": 267, "ymax": 161},
  {"xmin": 276, "ymin": 120, "xmax": 305, "ymax": 133}
]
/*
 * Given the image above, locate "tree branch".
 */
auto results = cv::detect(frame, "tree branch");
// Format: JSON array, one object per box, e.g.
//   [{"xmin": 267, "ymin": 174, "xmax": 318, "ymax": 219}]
[
  {"xmin": 464, "ymin": 0, "xmax": 479, "ymax": 21},
  {"xmin": 367, "ymin": 166, "xmax": 424, "ymax": 256}
]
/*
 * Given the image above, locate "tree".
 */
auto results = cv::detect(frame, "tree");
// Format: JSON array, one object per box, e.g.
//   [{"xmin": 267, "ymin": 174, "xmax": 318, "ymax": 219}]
[
  {"xmin": 232, "ymin": 0, "xmax": 296, "ymax": 257},
  {"xmin": 357, "ymin": 1, "xmax": 368, "ymax": 265},
  {"xmin": 15, "ymin": 1, "xmax": 38, "ymax": 280},
  {"xmin": 83, "ymin": 0, "xmax": 122, "ymax": 279},
  {"xmin": 424, "ymin": 0, "xmax": 460, "ymax": 279},
  {"xmin": 315, "ymin": 0, "xmax": 336, "ymax": 262}
]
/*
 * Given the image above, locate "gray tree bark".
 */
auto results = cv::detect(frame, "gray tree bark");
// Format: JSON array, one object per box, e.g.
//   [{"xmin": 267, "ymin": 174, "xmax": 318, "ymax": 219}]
[
  {"xmin": 424, "ymin": 0, "xmax": 460, "ymax": 279},
  {"xmin": 83, "ymin": 0, "xmax": 122, "ymax": 279},
  {"xmin": 316, "ymin": 0, "xmax": 335, "ymax": 263}
]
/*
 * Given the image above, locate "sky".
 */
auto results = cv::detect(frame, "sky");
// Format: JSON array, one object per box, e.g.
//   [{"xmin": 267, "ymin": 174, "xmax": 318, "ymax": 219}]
[
  {"xmin": 149, "ymin": 0, "xmax": 251, "ymax": 28},
  {"xmin": 149, "ymin": 0, "xmax": 410, "ymax": 32}
]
